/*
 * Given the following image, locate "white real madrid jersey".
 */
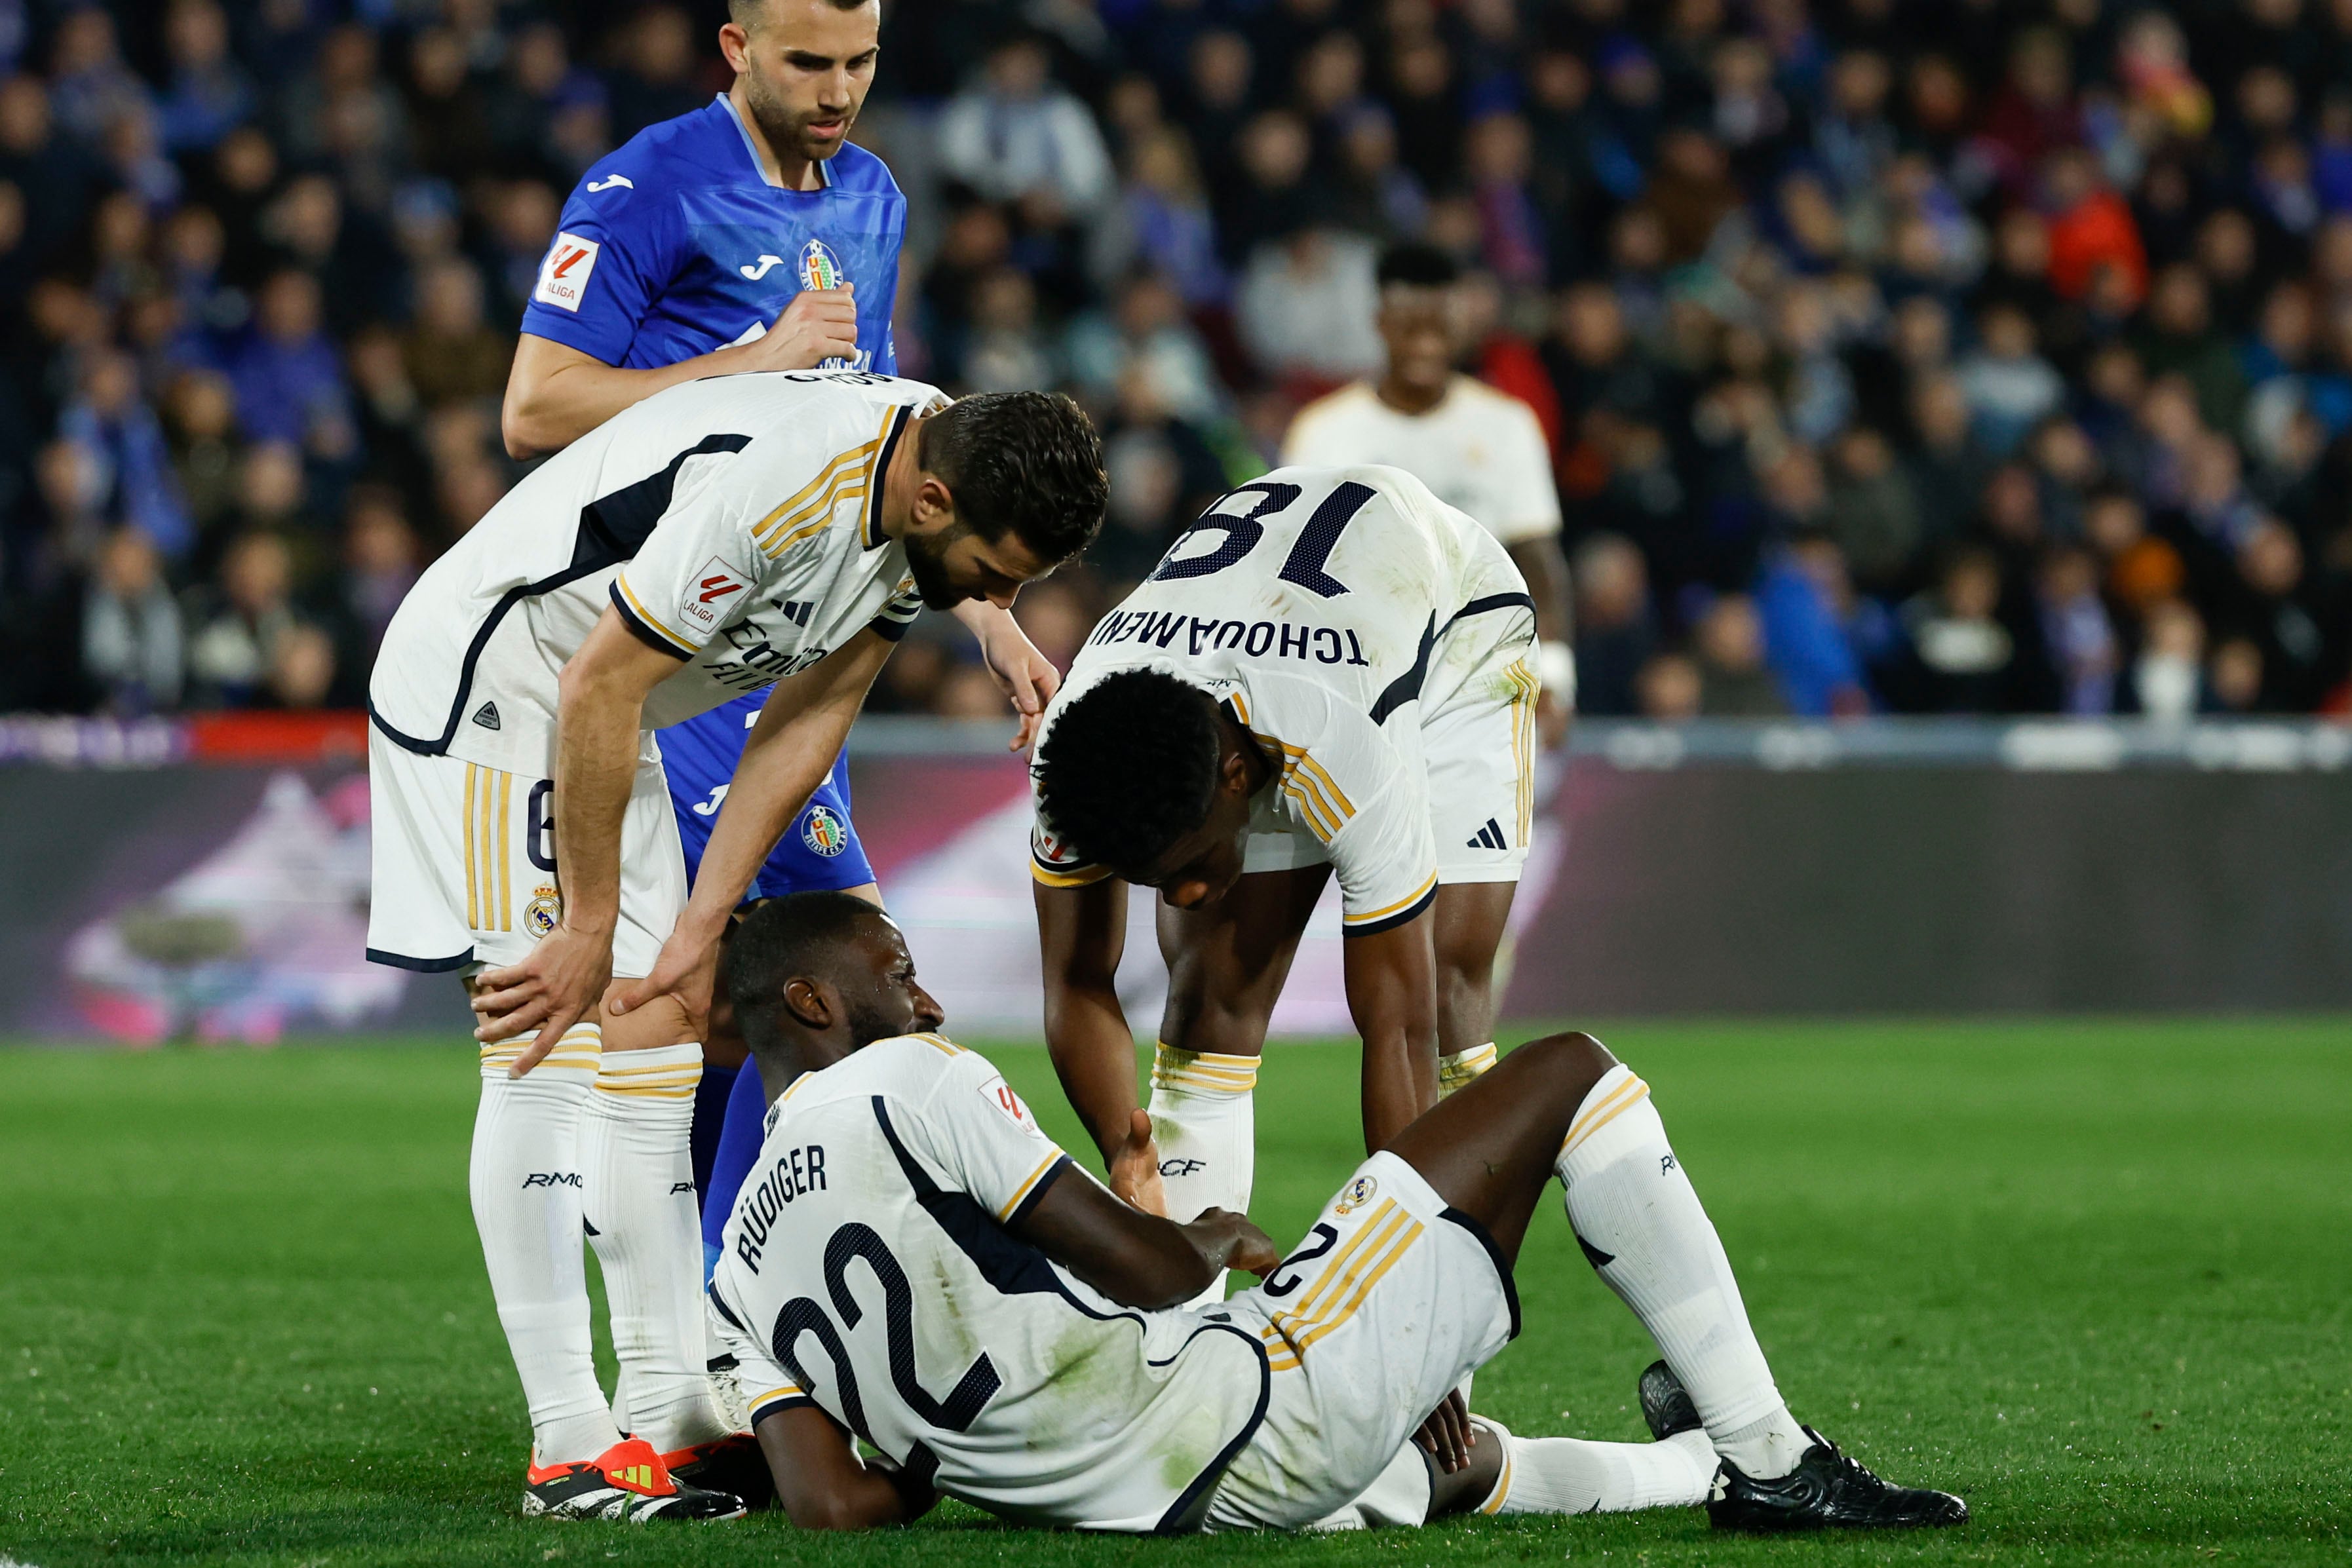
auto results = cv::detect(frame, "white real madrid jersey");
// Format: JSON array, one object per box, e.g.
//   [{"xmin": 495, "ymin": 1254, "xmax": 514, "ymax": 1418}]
[
  {"xmin": 1281, "ymin": 377, "xmax": 1561, "ymax": 545},
  {"xmin": 706, "ymin": 1035, "xmax": 1270, "ymax": 1532},
  {"xmin": 1029, "ymin": 464, "xmax": 1529, "ymax": 934},
  {"xmin": 367, "ymin": 370, "xmax": 945, "ymax": 776}
]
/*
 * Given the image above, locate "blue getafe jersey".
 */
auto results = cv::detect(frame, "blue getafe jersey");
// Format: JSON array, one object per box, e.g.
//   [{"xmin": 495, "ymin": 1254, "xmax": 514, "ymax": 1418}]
[
  {"xmin": 663, "ymin": 696, "xmax": 874, "ymax": 898},
  {"xmin": 522, "ymin": 94, "xmax": 902, "ymax": 375},
  {"xmin": 521, "ymin": 93, "xmax": 902, "ymax": 900}
]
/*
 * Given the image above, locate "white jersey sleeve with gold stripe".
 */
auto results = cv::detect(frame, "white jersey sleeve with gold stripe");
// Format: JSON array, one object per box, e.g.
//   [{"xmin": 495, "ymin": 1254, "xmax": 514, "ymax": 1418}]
[
  {"xmin": 1224, "ymin": 672, "xmax": 1439, "ymax": 933},
  {"xmin": 704, "ymin": 1034, "xmax": 1271, "ymax": 1532},
  {"xmin": 368, "ymin": 369, "xmax": 944, "ymax": 778}
]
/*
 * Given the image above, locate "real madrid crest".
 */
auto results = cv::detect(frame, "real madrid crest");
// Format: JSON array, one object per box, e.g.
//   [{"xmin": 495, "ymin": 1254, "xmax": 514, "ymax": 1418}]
[
  {"xmin": 1334, "ymin": 1173, "xmax": 1379, "ymax": 1215},
  {"xmin": 524, "ymin": 883, "xmax": 562, "ymax": 938}
]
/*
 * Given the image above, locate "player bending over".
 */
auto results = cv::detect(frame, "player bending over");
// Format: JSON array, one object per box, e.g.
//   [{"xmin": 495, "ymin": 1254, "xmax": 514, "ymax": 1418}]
[
  {"xmin": 704, "ymin": 891, "xmax": 1967, "ymax": 1533},
  {"xmin": 365, "ymin": 371, "xmax": 1104, "ymax": 1518},
  {"xmin": 1029, "ymin": 464, "xmax": 1537, "ymax": 1271}
]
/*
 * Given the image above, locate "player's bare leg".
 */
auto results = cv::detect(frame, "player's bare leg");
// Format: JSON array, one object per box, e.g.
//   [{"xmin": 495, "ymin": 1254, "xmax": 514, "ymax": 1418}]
[
  {"xmin": 1148, "ymin": 866, "xmax": 1329, "ymax": 1295},
  {"xmin": 1431, "ymin": 880, "xmax": 1513, "ymax": 1096},
  {"xmin": 1387, "ymin": 1033, "xmax": 1966, "ymax": 1529}
]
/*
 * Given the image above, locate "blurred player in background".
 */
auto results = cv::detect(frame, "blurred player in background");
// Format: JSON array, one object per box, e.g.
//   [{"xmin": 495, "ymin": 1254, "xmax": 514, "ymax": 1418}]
[
  {"xmin": 1282, "ymin": 242, "xmax": 1573, "ymax": 748},
  {"xmin": 492, "ymin": 0, "xmax": 1058, "ymax": 1328},
  {"xmin": 1029, "ymin": 465, "xmax": 1538, "ymax": 1305}
]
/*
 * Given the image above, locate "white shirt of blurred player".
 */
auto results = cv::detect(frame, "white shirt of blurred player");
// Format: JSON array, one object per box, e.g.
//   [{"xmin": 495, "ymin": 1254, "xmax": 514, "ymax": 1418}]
[{"xmin": 1281, "ymin": 376, "xmax": 1561, "ymax": 546}]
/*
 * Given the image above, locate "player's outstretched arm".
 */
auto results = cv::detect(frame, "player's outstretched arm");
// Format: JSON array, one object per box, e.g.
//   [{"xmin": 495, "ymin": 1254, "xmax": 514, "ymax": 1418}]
[
  {"xmin": 1341, "ymin": 913, "xmax": 1442, "ymax": 1153},
  {"xmin": 613, "ymin": 630, "xmax": 894, "ymax": 1029},
  {"xmin": 950, "ymin": 600, "xmax": 1060, "ymax": 751},
  {"xmin": 754, "ymin": 1404, "xmax": 937, "ymax": 1530},
  {"xmin": 473, "ymin": 607, "xmax": 681, "ymax": 1070},
  {"xmin": 501, "ymin": 289, "xmax": 860, "ymax": 457},
  {"xmin": 1035, "ymin": 878, "xmax": 1168, "ymax": 1206},
  {"xmin": 1013, "ymin": 1122, "xmax": 1280, "ymax": 1308}
]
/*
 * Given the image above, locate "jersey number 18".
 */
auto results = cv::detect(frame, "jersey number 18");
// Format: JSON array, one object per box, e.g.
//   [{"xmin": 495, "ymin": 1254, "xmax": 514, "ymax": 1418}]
[{"xmin": 1150, "ymin": 480, "xmax": 1376, "ymax": 599}]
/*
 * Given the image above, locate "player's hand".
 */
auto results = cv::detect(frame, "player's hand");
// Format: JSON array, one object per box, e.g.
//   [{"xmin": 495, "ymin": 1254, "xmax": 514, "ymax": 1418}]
[
  {"xmin": 471, "ymin": 925, "xmax": 615, "ymax": 1073},
  {"xmin": 1535, "ymin": 689, "xmax": 1571, "ymax": 750},
  {"xmin": 608, "ymin": 925, "xmax": 720, "ymax": 1038},
  {"xmin": 1412, "ymin": 1388, "xmax": 1477, "ymax": 1474},
  {"xmin": 974, "ymin": 614, "xmax": 1061, "ymax": 752},
  {"xmin": 1185, "ymin": 1208, "xmax": 1282, "ymax": 1280},
  {"xmin": 735, "ymin": 286, "xmax": 858, "ymax": 372},
  {"xmin": 1108, "ymin": 1108, "xmax": 1168, "ymax": 1215}
]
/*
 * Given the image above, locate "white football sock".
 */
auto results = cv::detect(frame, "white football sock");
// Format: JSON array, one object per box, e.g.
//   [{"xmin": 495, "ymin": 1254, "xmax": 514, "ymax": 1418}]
[
  {"xmin": 471, "ymin": 1023, "xmax": 620, "ymax": 1466},
  {"xmin": 1148, "ymin": 1044, "xmax": 1257, "ymax": 1305},
  {"xmin": 1473, "ymin": 1418, "xmax": 1716, "ymax": 1514},
  {"xmin": 1554, "ymin": 1063, "xmax": 1810, "ymax": 1480},
  {"xmin": 1438, "ymin": 1041, "xmax": 1498, "ymax": 1098},
  {"xmin": 579, "ymin": 1041, "xmax": 733, "ymax": 1455}
]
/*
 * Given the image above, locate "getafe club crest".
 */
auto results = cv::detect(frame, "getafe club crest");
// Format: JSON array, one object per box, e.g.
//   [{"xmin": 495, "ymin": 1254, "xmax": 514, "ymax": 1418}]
[
  {"xmin": 798, "ymin": 239, "xmax": 844, "ymax": 292},
  {"xmin": 801, "ymin": 804, "xmax": 850, "ymax": 858},
  {"xmin": 524, "ymin": 884, "xmax": 562, "ymax": 938},
  {"xmin": 1334, "ymin": 1173, "xmax": 1379, "ymax": 1215}
]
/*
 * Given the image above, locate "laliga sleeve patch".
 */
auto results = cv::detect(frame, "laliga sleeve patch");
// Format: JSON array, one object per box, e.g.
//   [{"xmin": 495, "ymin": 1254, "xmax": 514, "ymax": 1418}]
[
  {"xmin": 533, "ymin": 232, "xmax": 600, "ymax": 312},
  {"xmin": 977, "ymin": 1073, "xmax": 1043, "ymax": 1137},
  {"xmin": 680, "ymin": 557, "xmax": 750, "ymax": 631}
]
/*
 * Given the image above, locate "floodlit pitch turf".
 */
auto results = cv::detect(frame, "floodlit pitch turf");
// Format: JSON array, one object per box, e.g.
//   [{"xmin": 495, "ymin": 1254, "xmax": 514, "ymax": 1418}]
[{"xmin": 1, "ymin": 1022, "xmax": 2345, "ymax": 1567}]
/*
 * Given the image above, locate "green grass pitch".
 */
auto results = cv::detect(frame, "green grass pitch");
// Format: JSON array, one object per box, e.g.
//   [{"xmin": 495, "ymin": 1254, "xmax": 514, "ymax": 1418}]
[{"xmin": 2, "ymin": 1020, "xmax": 2346, "ymax": 1567}]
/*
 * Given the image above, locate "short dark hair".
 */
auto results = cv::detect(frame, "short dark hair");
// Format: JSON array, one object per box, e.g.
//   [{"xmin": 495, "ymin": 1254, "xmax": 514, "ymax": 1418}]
[
  {"xmin": 919, "ymin": 391, "xmax": 1106, "ymax": 566},
  {"xmin": 1376, "ymin": 240, "xmax": 1459, "ymax": 290},
  {"xmin": 1033, "ymin": 669, "xmax": 1220, "ymax": 872},
  {"xmin": 722, "ymin": 890, "xmax": 887, "ymax": 1046},
  {"xmin": 729, "ymin": 0, "xmax": 870, "ymax": 28}
]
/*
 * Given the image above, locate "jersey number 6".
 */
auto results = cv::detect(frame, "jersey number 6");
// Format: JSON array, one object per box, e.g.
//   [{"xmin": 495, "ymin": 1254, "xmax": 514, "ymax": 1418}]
[{"xmin": 1149, "ymin": 480, "xmax": 1377, "ymax": 598}]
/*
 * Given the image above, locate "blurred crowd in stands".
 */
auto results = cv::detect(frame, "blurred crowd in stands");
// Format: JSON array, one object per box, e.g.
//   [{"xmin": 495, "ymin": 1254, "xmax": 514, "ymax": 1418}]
[{"xmin": 3, "ymin": 0, "xmax": 2350, "ymax": 721}]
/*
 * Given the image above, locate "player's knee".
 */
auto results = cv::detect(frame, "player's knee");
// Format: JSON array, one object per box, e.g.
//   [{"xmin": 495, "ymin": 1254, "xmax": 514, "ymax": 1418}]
[{"xmin": 1508, "ymin": 1031, "xmax": 1619, "ymax": 1110}]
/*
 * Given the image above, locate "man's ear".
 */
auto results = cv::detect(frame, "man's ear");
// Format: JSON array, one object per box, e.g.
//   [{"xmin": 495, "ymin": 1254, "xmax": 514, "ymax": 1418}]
[
  {"xmin": 718, "ymin": 20, "xmax": 751, "ymax": 71},
  {"xmin": 910, "ymin": 474, "xmax": 956, "ymax": 533},
  {"xmin": 782, "ymin": 976, "xmax": 835, "ymax": 1029},
  {"xmin": 1218, "ymin": 742, "xmax": 1253, "ymax": 797}
]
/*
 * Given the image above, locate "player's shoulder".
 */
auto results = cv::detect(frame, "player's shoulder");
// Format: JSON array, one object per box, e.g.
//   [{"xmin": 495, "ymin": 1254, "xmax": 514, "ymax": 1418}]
[
  {"xmin": 1448, "ymin": 374, "xmax": 1547, "ymax": 432},
  {"xmin": 777, "ymin": 1031, "xmax": 971, "ymax": 1113},
  {"xmin": 825, "ymin": 139, "xmax": 905, "ymax": 201},
  {"xmin": 1284, "ymin": 380, "xmax": 1379, "ymax": 438},
  {"xmin": 569, "ymin": 98, "xmax": 731, "ymax": 200}
]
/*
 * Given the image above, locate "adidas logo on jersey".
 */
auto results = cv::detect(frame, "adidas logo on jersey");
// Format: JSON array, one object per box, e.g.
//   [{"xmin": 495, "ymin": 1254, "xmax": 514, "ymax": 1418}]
[
  {"xmin": 1465, "ymin": 817, "xmax": 1507, "ymax": 851},
  {"xmin": 472, "ymin": 702, "xmax": 501, "ymax": 731}
]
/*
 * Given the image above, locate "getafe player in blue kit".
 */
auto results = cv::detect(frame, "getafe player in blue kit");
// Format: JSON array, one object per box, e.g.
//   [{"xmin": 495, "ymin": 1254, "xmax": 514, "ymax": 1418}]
[{"xmin": 493, "ymin": 0, "xmax": 1059, "ymax": 1509}]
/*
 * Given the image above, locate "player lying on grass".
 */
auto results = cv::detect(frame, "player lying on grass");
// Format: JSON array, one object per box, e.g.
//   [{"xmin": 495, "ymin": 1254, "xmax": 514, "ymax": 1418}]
[
  {"xmin": 704, "ymin": 891, "xmax": 1969, "ymax": 1533},
  {"xmin": 364, "ymin": 371, "xmax": 1104, "ymax": 1518},
  {"xmin": 1028, "ymin": 463, "xmax": 1539, "ymax": 1290}
]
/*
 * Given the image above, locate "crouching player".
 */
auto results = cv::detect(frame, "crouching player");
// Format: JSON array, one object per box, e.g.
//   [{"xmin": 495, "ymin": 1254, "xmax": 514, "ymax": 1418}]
[{"xmin": 704, "ymin": 892, "xmax": 1968, "ymax": 1533}]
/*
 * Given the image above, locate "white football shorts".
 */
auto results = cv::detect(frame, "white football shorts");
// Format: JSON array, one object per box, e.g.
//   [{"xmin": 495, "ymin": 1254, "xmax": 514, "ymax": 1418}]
[
  {"xmin": 364, "ymin": 725, "xmax": 685, "ymax": 978},
  {"xmin": 1203, "ymin": 1151, "xmax": 1520, "ymax": 1531},
  {"xmin": 1239, "ymin": 598, "xmax": 1537, "ymax": 887}
]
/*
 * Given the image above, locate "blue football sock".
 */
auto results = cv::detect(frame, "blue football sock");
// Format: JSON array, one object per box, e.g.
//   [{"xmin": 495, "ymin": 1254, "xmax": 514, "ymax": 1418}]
[
  {"xmin": 689, "ymin": 1061, "xmax": 739, "ymax": 1215},
  {"xmin": 700, "ymin": 1058, "xmax": 767, "ymax": 1282}
]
